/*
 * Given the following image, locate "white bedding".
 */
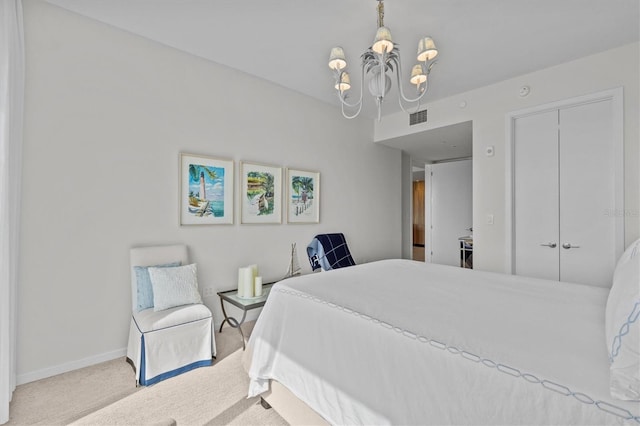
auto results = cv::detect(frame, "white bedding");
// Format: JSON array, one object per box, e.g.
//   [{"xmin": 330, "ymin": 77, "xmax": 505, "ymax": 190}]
[{"xmin": 246, "ymin": 259, "xmax": 640, "ymax": 425}]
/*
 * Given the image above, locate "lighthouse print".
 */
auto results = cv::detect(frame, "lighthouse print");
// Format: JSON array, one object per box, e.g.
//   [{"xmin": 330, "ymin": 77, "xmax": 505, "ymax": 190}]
[{"xmin": 187, "ymin": 163, "xmax": 225, "ymax": 218}]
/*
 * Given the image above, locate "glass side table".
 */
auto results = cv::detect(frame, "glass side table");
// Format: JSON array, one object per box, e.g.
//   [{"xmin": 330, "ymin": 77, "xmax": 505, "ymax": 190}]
[{"xmin": 217, "ymin": 282, "xmax": 275, "ymax": 350}]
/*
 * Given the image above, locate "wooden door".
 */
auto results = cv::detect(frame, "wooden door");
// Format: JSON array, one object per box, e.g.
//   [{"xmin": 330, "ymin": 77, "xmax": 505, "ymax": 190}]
[{"xmin": 413, "ymin": 180, "xmax": 426, "ymax": 261}]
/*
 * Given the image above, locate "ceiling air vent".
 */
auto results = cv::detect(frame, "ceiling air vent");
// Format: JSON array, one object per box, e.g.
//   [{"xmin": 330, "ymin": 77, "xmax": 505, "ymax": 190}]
[{"xmin": 409, "ymin": 109, "xmax": 428, "ymax": 126}]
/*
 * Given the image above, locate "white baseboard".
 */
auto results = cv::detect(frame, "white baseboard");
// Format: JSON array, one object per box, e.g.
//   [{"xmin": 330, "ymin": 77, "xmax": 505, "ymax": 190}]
[
  {"xmin": 17, "ymin": 347, "xmax": 127, "ymax": 385},
  {"xmin": 17, "ymin": 314, "xmax": 255, "ymax": 385}
]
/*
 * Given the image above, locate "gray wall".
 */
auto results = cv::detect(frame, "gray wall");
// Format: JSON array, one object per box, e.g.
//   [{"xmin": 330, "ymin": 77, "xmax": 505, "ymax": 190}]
[
  {"xmin": 377, "ymin": 42, "xmax": 640, "ymax": 273},
  {"xmin": 18, "ymin": 1, "xmax": 402, "ymax": 382}
]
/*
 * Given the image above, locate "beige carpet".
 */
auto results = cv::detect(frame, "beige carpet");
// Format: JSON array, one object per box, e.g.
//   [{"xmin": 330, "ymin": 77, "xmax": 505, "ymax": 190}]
[
  {"xmin": 7, "ymin": 322, "xmax": 287, "ymax": 425},
  {"xmin": 7, "ymin": 357, "xmax": 140, "ymax": 425},
  {"xmin": 70, "ymin": 349, "xmax": 286, "ymax": 425}
]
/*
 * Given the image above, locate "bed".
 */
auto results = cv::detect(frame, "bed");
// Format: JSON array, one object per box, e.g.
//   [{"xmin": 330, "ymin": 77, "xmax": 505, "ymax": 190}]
[{"xmin": 245, "ymin": 249, "xmax": 640, "ymax": 424}]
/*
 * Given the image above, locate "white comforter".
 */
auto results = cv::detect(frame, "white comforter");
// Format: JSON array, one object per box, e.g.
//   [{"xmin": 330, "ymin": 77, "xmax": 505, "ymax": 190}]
[{"xmin": 246, "ymin": 259, "xmax": 640, "ymax": 425}]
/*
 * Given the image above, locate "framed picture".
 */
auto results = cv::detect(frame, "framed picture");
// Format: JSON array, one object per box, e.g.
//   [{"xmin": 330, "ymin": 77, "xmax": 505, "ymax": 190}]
[
  {"xmin": 287, "ymin": 168, "xmax": 320, "ymax": 223},
  {"xmin": 240, "ymin": 162, "xmax": 283, "ymax": 224},
  {"xmin": 180, "ymin": 153, "xmax": 234, "ymax": 225}
]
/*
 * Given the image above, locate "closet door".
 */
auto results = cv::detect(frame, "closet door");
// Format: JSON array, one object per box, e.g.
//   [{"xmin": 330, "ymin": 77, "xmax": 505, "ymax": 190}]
[
  {"xmin": 513, "ymin": 93, "xmax": 621, "ymax": 287},
  {"xmin": 514, "ymin": 110, "xmax": 560, "ymax": 281},
  {"xmin": 559, "ymin": 99, "xmax": 617, "ymax": 286}
]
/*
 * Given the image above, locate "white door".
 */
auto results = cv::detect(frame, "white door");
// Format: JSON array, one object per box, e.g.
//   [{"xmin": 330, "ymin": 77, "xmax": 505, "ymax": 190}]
[
  {"xmin": 559, "ymin": 99, "xmax": 618, "ymax": 285},
  {"xmin": 513, "ymin": 96, "xmax": 621, "ymax": 287},
  {"xmin": 514, "ymin": 110, "xmax": 560, "ymax": 281},
  {"xmin": 427, "ymin": 159, "xmax": 472, "ymax": 267}
]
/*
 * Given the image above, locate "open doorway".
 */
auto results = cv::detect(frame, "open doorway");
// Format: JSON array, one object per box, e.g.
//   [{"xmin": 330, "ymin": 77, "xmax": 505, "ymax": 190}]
[
  {"xmin": 412, "ymin": 169, "xmax": 426, "ymax": 261},
  {"xmin": 378, "ymin": 121, "xmax": 473, "ymax": 264}
]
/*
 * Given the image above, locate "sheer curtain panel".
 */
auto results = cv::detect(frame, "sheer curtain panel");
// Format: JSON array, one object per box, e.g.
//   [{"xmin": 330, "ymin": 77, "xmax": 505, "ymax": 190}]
[{"xmin": 0, "ymin": 0, "xmax": 24, "ymax": 424}]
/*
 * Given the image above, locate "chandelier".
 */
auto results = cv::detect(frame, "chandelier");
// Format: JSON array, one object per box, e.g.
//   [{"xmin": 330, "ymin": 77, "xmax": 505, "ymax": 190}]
[{"xmin": 328, "ymin": 0, "xmax": 439, "ymax": 120}]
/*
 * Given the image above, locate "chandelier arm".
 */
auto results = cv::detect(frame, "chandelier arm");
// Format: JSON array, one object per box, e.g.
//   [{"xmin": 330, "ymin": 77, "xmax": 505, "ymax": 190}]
[
  {"xmin": 393, "ymin": 56, "xmax": 431, "ymax": 108},
  {"xmin": 335, "ymin": 90, "xmax": 362, "ymax": 109},
  {"xmin": 341, "ymin": 100, "xmax": 364, "ymax": 119},
  {"xmin": 398, "ymin": 93, "xmax": 422, "ymax": 115},
  {"xmin": 337, "ymin": 85, "xmax": 364, "ymax": 119},
  {"xmin": 396, "ymin": 68, "xmax": 426, "ymax": 115},
  {"xmin": 333, "ymin": 65, "xmax": 366, "ymax": 113}
]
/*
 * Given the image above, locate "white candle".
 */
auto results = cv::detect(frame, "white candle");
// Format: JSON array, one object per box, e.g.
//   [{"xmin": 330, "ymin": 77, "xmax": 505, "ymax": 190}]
[
  {"xmin": 248, "ymin": 264, "xmax": 258, "ymax": 282},
  {"xmin": 242, "ymin": 267, "xmax": 254, "ymax": 298},
  {"xmin": 237, "ymin": 267, "xmax": 245, "ymax": 298},
  {"xmin": 254, "ymin": 276, "xmax": 263, "ymax": 297}
]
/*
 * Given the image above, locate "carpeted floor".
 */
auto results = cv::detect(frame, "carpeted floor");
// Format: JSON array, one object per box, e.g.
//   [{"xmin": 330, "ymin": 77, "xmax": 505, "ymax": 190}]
[{"xmin": 7, "ymin": 322, "xmax": 287, "ymax": 425}]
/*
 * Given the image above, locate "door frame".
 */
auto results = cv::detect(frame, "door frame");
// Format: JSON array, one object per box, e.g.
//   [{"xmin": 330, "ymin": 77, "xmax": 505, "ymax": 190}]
[
  {"xmin": 425, "ymin": 158, "xmax": 473, "ymax": 265},
  {"xmin": 504, "ymin": 87, "xmax": 624, "ymax": 274},
  {"xmin": 425, "ymin": 164, "xmax": 432, "ymax": 263}
]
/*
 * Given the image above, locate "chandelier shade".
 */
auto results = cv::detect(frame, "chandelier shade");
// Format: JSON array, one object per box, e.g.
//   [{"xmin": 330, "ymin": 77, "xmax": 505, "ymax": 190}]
[
  {"xmin": 417, "ymin": 37, "xmax": 438, "ymax": 62},
  {"xmin": 372, "ymin": 26, "xmax": 394, "ymax": 54},
  {"xmin": 410, "ymin": 64, "xmax": 427, "ymax": 86},
  {"xmin": 335, "ymin": 72, "xmax": 351, "ymax": 93},
  {"xmin": 328, "ymin": 47, "xmax": 347, "ymax": 71},
  {"xmin": 328, "ymin": 0, "xmax": 440, "ymax": 120}
]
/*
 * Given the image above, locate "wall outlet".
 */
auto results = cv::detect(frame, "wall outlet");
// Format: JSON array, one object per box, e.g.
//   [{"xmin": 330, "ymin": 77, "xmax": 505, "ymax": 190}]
[{"xmin": 202, "ymin": 287, "xmax": 215, "ymax": 298}]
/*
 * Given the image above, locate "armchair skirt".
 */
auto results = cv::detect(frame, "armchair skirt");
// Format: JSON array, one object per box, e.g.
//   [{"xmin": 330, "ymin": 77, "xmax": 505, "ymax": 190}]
[{"xmin": 127, "ymin": 303, "xmax": 215, "ymax": 386}]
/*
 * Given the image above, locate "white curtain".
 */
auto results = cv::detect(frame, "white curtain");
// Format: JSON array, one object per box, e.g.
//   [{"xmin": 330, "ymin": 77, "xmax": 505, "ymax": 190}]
[{"xmin": 0, "ymin": 0, "xmax": 24, "ymax": 424}]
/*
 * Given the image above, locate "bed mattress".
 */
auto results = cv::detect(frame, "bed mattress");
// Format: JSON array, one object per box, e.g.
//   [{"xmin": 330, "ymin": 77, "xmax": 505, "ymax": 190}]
[{"xmin": 246, "ymin": 259, "xmax": 640, "ymax": 425}]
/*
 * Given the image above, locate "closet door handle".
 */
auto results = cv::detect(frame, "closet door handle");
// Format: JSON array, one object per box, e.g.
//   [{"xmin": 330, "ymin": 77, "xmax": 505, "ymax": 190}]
[
  {"xmin": 540, "ymin": 242, "xmax": 557, "ymax": 248},
  {"xmin": 562, "ymin": 243, "xmax": 580, "ymax": 249}
]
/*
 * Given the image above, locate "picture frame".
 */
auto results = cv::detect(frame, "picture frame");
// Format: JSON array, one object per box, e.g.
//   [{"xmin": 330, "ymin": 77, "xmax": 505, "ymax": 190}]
[
  {"xmin": 287, "ymin": 168, "xmax": 320, "ymax": 223},
  {"xmin": 180, "ymin": 153, "xmax": 234, "ymax": 225},
  {"xmin": 240, "ymin": 162, "xmax": 283, "ymax": 224}
]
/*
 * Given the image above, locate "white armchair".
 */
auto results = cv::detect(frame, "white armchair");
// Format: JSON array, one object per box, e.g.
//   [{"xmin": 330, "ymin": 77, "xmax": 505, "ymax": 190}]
[{"xmin": 126, "ymin": 244, "xmax": 216, "ymax": 386}]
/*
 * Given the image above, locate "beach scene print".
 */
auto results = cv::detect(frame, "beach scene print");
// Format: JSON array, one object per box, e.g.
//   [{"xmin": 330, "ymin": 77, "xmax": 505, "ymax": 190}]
[
  {"xmin": 245, "ymin": 171, "xmax": 275, "ymax": 216},
  {"xmin": 188, "ymin": 163, "xmax": 225, "ymax": 218},
  {"xmin": 290, "ymin": 175, "xmax": 314, "ymax": 217}
]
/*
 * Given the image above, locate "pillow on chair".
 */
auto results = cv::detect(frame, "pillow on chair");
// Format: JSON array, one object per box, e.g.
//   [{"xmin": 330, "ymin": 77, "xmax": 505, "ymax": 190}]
[
  {"xmin": 149, "ymin": 263, "xmax": 203, "ymax": 311},
  {"xmin": 133, "ymin": 261, "xmax": 181, "ymax": 312}
]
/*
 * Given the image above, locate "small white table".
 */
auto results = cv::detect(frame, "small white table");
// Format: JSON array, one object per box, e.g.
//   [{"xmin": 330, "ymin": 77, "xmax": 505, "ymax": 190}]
[{"xmin": 217, "ymin": 282, "xmax": 275, "ymax": 350}]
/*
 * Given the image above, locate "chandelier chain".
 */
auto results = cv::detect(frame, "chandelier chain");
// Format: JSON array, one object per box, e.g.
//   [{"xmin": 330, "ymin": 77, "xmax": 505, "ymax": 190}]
[{"xmin": 377, "ymin": 0, "xmax": 384, "ymax": 28}]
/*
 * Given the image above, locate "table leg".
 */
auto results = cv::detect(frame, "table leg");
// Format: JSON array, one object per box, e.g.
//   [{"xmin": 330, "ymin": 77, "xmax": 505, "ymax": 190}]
[
  {"xmin": 218, "ymin": 298, "xmax": 249, "ymax": 350},
  {"xmin": 226, "ymin": 317, "xmax": 245, "ymax": 350},
  {"xmin": 219, "ymin": 298, "xmax": 229, "ymax": 332}
]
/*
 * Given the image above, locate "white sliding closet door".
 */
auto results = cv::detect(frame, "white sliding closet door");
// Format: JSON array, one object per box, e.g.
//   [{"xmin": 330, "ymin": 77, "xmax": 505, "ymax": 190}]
[{"xmin": 513, "ymin": 94, "xmax": 621, "ymax": 287}]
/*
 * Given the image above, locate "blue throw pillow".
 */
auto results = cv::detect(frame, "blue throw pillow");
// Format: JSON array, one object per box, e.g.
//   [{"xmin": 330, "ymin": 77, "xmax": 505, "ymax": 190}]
[{"xmin": 134, "ymin": 262, "xmax": 181, "ymax": 311}]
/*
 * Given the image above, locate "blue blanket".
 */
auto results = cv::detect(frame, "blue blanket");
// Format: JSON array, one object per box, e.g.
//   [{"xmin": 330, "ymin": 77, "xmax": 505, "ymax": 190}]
[{"xmin": 306, "ymin": 233, "xmax": 356, "ymax": 272}]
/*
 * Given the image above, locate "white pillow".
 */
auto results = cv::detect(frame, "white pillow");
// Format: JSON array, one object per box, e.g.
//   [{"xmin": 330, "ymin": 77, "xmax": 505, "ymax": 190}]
[
  {"xmin": 149, "ymin": 263, "xmax": 203, "ymax": 312},
  {"xmin": 605, "ymin": 238, "xmax": 640, "ymax": 401}
]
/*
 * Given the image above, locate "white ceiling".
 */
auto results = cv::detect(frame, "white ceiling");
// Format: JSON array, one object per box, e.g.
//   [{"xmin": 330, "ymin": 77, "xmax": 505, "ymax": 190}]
[{"xmin": 44, "ymin": 0, "xmax": 639, "ymax": 161}]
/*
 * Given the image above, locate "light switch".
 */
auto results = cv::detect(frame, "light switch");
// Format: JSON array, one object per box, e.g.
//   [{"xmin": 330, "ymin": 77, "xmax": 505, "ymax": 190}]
[{"xmin": 487, "ymin": 214, "xmax": 494, "ymax": 225}]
